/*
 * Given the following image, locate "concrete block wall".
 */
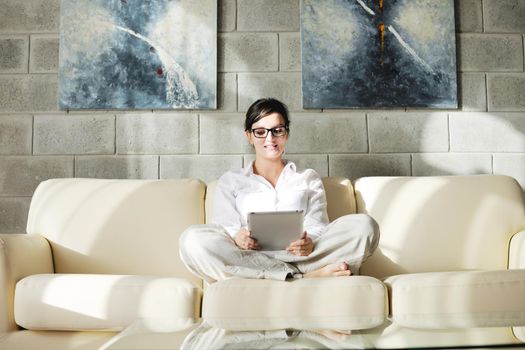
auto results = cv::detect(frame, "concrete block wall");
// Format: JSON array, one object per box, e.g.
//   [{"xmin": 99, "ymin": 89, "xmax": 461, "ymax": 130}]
[{"xmin": 0, "ymin": 0, "xmax": 524, "ymax": 232}]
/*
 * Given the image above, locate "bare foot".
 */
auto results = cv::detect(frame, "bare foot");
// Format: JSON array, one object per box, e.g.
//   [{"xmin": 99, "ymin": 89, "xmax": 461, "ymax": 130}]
[{"xmin": 304, "ymin": 262, "xmax": 352, "ymax": 278}]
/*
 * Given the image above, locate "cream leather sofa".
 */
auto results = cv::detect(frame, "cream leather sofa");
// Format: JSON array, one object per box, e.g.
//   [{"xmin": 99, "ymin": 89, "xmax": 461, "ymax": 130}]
[
  {"xmin": 1, "ymin": 175, "xmax": 524, "ymax": 349},
  {"xmin": 0, "ymin": 179, "xmax": 205, "ymax": 349}
]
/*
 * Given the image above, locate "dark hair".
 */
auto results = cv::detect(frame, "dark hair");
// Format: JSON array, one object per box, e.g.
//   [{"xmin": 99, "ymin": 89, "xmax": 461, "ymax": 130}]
[{"xmin": 244, "ymin": 98, "xmax": 290, "ymax": 133}]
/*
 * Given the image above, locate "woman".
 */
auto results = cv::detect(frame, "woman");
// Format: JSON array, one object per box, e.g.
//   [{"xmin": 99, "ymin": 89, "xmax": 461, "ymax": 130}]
[{"xmin": 179, "ymin": 98, "xmax": 379, "ymax": 282}]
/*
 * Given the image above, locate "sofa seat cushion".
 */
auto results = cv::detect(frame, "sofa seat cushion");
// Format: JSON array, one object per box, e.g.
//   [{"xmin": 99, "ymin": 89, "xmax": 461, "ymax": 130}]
[
  {"xmin": 373, "ymin": 322, "xmax": 523, "ymax": 349},
  {"xmin": 14, "ymin": 274, "xmax": 202, "ymax": 331},
  {"xmin": 202, "ymin": 276, "xmax": 387, "ymax": 331},
  {"xmin": 0, "ymin": 330, "xmax": 116, "ymax": 350},
  {"xmin": 385, "ymin": 269, "xmax": 525, "ymax": 328},
  {"xmin": 0, "ymin": 330, "xmax": 118, "ymax": 350}
]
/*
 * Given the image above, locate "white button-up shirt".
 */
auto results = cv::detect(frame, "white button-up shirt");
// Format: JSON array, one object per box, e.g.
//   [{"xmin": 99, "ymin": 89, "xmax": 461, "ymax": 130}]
[{"xmin": 212, "ymin": 160, "xmax": 329, "ymax": 240}]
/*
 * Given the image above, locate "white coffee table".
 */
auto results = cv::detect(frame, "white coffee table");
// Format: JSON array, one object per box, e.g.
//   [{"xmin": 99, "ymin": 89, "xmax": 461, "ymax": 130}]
[{"xmin": 102, "ymin": 317, "xmax": 525, "ymax": 349}]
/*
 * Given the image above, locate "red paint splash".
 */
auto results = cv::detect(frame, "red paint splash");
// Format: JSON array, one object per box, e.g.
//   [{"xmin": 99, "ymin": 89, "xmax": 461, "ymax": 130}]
[
  {"xmin": 379, "ymin": 23, "xmax": 385, "ymax": 57},
  {"xmin": 156, "ymin": 68, "xmax": 163, "ymax": 76},
  {"xmin": 378, "ymin": 0, "xmax": 385, "ymax": 67}
]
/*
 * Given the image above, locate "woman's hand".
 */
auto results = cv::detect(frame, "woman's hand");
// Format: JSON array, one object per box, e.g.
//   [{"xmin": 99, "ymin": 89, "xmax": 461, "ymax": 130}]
[
  {"xmin": 234, "ymin": 228, "xmax": 260, "ymax": 250},
  {"xmin": 286, "ymin": 231, "xmax": 313, "ymax": 256}
]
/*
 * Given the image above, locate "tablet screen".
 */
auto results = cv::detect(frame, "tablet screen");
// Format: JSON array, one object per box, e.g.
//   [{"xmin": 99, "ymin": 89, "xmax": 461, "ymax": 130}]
[{"xmin": 247, "ymin": 210, "xmax": 304, "ymax": 251}]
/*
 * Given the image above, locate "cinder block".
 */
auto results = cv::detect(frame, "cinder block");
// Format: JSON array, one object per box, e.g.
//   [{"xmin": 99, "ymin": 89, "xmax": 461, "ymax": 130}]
[
  {"xmin": 243, "ymin": 153, "xmax": 255, "ymax": 165},
  {"xmin": 0, "ymin": 75, "xmax": 58, "ymax": 112},
  {"xmin": 117, "ymin": 113, "xmax": 198, "ymax": 154},
  {"xmin": 455, "ymin": 0, "xmax": 483, "ymax": 32},
  {"xmin": 0, "ymin": 156, "xmax": 73, "ymax": 196},
  {"xmin": 286, "ymin": 113, "xmax": 368, "ymax": 153},
  {"xmin": 459, "ymin": 73, "xmax": 486, "ymax": 111},
  {"xmin": 0, "ymin": 197, "xmax": 31, "ymax": 233},
  {"xmin": 0, "ymin": 115, "xmax": 32, "ymax": 155},
  {"xmin": 0, "ymin": 35, "xmax": 29, "ymax": 73},
  {"xmin": 329, "ymin": 154, "xmax": 411, "ymax": 179},
  {"xmin": 29, "ymin": 35, "xmax": 59, "ymax": 73},
  {"xmin": 0, "ymin": 0, "xmax": 60, "ymax": 32},
  {"xmin": 368, "ymin": 112, "xmax": 449, "ymax": 153},
  {"xmin": 494, "ymin": 154, "xmax": 525, "ymax": 191},
  {"xmin": 200, "ymin": 114, "xmax": 252, "ymax": 154},
  {"xmin": 219, "ymin": 33, "xmax": 278, "ymax": 72},
  {"xmin": 488, "ymin": 74, "xmax": 525, "ymax": 112},
  {"xmin": 75, "ymin": 156, "xmax": 159, "ymax": 179},
  {"xmin": 219, "ymin": 0, "xmax": 236, "ymax": 32},
  {"xmin": 279, "ymin": 33, "xmax": 301, "ymax": 72},
  {"xmin": 484, "ymin": 0, "xmax": 525, "ymax": 33},
  {"xmin": 243, "ymin": 154, "xmax": 329, "ymax": 177},
  {"xmin": 458, "ymin": 34, "xmax": 523, "ymax": 72},
  {"xmin": 218, "ymin": 73, "xmax": 237, "ymax": 112},
  {"xmin": 34, "ymin": 115, "xmax": 115, "ymax": 155},
  {"xmin": 160, "ymin": 155, "xmax": 243, "ymax": 183},
  {"xmin": 238, "ymin": 0, "xmax": 299, "ymax": 32},
  {"xmin": 287, "ymin": 155, "xmax": 328, "ymax": 177},
  {"xmin": 450, "ymin": 112, "xmax": 525, "ymax": 152},
  {"xmin": 238, "ymin": 73, "xmax": 302, "ymax": 111},
  {"xmin": 412, "ymin": 153, "xmax": 492, "ymax": 176}
]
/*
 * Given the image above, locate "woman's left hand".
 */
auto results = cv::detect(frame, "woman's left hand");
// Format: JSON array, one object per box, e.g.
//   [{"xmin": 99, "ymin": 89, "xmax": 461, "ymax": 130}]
[{"xmin": 286, "ymin": 231, "xmax": 313, "ymax": 256}]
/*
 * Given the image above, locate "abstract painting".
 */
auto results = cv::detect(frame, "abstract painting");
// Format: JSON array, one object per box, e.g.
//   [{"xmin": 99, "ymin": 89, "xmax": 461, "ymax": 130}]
[
  {"xmin": 301, "ymin": 0, "xmax": 457, "ymax": 109},
  {"xmin": 59, "ymin": 0, "xmax": 217, "ymax": 110}
]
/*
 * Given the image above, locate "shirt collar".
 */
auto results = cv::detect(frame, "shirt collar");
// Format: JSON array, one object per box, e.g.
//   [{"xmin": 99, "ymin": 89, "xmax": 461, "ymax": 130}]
[{"xmin": 242, "ymin": 159, "xmax": 296, "ymax": 176}]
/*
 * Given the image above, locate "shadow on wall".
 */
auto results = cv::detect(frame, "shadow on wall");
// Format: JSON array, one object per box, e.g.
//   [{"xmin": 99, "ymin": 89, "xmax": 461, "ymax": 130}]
[
  {"xmin": 96, "ymin": 2, "xmax": 525, "ymax": 191},
  {"xmin": 66, "ymin": 0, "xmax": 522, "ymax": 190}
]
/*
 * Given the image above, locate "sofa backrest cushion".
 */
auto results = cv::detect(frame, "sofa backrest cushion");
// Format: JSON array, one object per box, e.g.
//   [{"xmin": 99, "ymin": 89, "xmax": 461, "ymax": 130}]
[
  {"xmin": 355, "ymin": 175, "xmax": 525, "ymax": 279},
  {"xmin": 204, "ymin": 177, "xmax": 356, "ymax": 224},
  {"xmin": 26, "ymin": 179, "xmax": 205, "ymax": 287},
  {"xmin": 322, "ymin": 177, "xmax": 357, "ymax": 221}
]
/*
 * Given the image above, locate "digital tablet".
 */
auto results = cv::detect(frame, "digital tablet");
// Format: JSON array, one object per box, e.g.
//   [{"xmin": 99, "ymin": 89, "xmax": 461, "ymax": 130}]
[{"xmin": 247, "ymin": 210, "xmax": 304, "ymax": 251}]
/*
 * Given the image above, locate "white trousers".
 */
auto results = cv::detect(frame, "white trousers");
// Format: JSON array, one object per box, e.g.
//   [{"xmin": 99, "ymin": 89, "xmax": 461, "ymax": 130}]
[{"xmin": 179, "ymin": 214, "xmax": 379, "ymax": 282}]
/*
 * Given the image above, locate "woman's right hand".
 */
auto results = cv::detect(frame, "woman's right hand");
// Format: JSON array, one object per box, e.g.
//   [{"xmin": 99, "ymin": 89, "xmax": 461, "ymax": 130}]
[{"xmin": 234, "ymin": 228, "xmax": 260, "ymax": 250}]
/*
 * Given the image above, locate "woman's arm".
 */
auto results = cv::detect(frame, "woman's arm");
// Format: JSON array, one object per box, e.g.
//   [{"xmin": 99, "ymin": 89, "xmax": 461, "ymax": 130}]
[
  {"xmin": 287, "ymin": 170, "xmax": 329, "ymax": 256},
  {"xmin": 211, "ymin": 173, "xmax": 243, "ymax": 238},
  {"xmin": 212, "ymin": 173, "xmax": 260, "ymax": 250},
  {"xmin": 303, "ymin": 170, "xmax": 329, "ymax": 241}
]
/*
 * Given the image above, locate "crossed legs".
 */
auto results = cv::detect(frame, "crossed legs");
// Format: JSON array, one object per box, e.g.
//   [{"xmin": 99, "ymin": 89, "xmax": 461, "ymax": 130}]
[{"xmin": 179, "ymin": 214, "xmax": 379, "ymax": 283}]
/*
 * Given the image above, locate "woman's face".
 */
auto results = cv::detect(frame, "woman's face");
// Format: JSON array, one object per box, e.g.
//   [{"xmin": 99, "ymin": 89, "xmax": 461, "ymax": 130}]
[{"xmin": 245, "ymin": 112, "xmax": 288, "ymax": 161}]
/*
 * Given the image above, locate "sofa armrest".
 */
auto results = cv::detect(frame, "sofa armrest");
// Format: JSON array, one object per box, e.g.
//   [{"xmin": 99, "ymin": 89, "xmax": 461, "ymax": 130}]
[
  {"xmin": 509, "ymin": 230, "xmax": 525, "ymax": 269},
  {"xmin": 0, "ymin": 234, "xmax": 54, "ymax": 332}
]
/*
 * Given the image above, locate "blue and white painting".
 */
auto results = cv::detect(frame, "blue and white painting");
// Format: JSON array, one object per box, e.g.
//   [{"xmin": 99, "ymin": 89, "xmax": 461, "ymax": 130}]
[
  {"xmin": 301, "ymin": 0, "xmax": 457, "ymax": 109},
  {"xmin": 59, "ymin": 0, "xmax": 217, "ymax": 109}
]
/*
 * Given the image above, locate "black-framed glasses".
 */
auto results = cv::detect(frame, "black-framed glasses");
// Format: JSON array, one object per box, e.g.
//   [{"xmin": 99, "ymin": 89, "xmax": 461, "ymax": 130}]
[{"xmin": 251, "ymin": 126, "xmax": 288, "ymax": 138}]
